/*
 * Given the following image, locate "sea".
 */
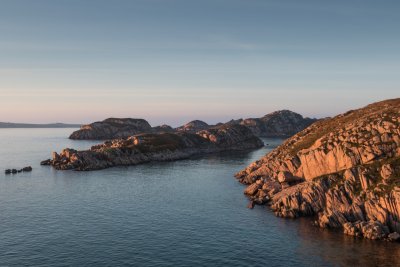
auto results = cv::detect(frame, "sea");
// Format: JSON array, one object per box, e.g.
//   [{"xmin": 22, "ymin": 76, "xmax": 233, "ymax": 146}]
[{"xmin": 0, "ymin": 128, "xmax": 399, "ymax": 266}]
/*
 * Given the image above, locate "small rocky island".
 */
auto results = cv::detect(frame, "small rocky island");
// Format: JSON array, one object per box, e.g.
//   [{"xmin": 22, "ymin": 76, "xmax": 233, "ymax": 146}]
[
  {"xmin": 236, "ymin": 98, "xmax": 400, "ymax": 241},
  {"xmin": 43, "ymin": 124, "xmax": 264, "ymax": 171},
  {"xmin": 69, "ymin": 110, "xmax": 316, "ymax": 140}
]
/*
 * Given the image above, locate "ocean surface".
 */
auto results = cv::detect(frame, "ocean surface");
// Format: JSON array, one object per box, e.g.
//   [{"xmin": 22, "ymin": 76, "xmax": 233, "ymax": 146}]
[{"xmin": 0, "ymin": 128, "xmax": 399, "ymax": 267}]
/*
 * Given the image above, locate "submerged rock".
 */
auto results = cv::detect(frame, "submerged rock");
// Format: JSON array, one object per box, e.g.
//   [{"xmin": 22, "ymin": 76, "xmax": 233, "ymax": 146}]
[{"xmin": 236, "ymin": 98, "xmax": 400, "ymax": 240}]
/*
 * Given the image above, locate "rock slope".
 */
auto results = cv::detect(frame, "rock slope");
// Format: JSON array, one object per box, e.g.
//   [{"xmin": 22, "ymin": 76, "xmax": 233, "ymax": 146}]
[
  {"xmin": 236, "ymin": 110, "xmax": 317, "ymax": 137},
  {"xmin": 43, "ymin": 124, "xmax": 263, "ymax": 171},
  {"xmin": 236, "ymin": 98, "xmax": 400, "ymax": 241},
  {"xmin": 69, "ymin": 118, "xmax": 154, "ymax": 140}
]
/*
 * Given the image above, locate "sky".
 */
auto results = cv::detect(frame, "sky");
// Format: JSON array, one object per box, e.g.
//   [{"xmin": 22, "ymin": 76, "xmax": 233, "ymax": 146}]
[{"xmin": 0, "ymin": 0, "xmax": 399, "ymax": 126}]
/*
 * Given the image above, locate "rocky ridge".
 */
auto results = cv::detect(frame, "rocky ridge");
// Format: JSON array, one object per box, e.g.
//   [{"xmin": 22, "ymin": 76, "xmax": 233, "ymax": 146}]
[
  {"xmin": 69, "ymin": 111, "xmax": 316, "ymax": 140},
  {"xmin": 175, "ymin": 120, "xmax": 211, "ymax": 133},
  {"xmin": 236, "ymin": 110, "xmax": 317, "ymax": 137},
  {"xmin": 69, "ymin": 118, "xmax": 154, "ymax": 140},
  {"xmin": 236, "ymin": 98, "xmax": 400, "ymax": 241},
  {"xmin": 43, "ymin": 124, "xmax": 263, "ymax": 171}
]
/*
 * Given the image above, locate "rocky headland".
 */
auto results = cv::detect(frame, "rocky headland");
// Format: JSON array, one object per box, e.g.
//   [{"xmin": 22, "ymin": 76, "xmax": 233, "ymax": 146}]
[
  {"xmin": 236, "ymin": 98, "xmax": 400, "ymax": 241},
  {"xmin": 43, "ymin": 124, "xmax": 264, "ymax": 171}
]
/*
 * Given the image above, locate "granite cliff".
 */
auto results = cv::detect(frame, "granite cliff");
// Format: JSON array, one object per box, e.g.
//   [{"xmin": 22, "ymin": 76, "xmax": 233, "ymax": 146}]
[
  {"xmin": 236, "ymin": 98, "xmax": 400, "ymax": 241},
  {"xmin": 43, "ymin": 124, "xmax": 263, "ymax": 171}
]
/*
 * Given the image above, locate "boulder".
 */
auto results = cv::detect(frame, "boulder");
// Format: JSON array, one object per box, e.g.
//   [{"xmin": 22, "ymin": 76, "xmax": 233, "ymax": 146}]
[
  {"xmin": 244, "ymin": 183, "xmax": 261, "ymax": 196},
  {"xmin": 388, "ymin": 232, "xmax": 400, "ymax": 242},
  {"xmin": 247, "ymin": 201, "xmax": 255, "ymax": 209},
  {"xmin": 22, "ymin": 166, "xmax": 32, "ymax": 172},
  {"xmin": 381, "ymin": 164, "xmax": 393, "ymax": 180}
]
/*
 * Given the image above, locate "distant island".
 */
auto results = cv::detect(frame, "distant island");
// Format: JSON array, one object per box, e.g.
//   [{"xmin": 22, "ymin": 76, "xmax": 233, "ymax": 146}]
[
  {"xmin": 42, "ymin": 110, "xmax": 318, "ymax": 170},
  {"xmin": 69, "ymin": 110, "xmax": 317, "ymax": 140},
  {"xmin": 0, "ymin": 122, "xmax": 81, "ymax": 128}
]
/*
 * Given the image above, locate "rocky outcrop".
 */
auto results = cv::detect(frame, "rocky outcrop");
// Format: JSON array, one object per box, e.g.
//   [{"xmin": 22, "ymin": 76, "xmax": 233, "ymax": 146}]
[
  {"xmin": 152, "ymin": 124, "xmax": 175, "ymax": 133},
  {"xmin": 175, "ymin": 120, "xmax": 211, "ymax": 133},
  {"xmin": 70, "ymin": 118, "xmax": 153, "ymax": 140},
  {"xmin": 236, "ymin": 98, "xmax": 400, "ymax": 241},
  {"xmin": 68, "ymin": 110, "xmax": 315, "ymax": 140},
  {"xmin": 43, "ymin": 124, "xmax": 263, "ymax": 171},
  {"xmin": 5, "ymin": 166, "xmax": 32, "ymax": 174},
  {"xmin": 234, "ymin": 110, "xmax": 317, "ymax": 137}
]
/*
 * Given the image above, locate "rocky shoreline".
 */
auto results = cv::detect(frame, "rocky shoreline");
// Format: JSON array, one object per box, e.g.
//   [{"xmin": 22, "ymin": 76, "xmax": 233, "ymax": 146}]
[
  {"xmin": 236, "ymin": 98, "xmax": 400, "ymax": 241},
  {"xmin": 42, "ymin": 124, "xmax": 264, "ymax": 171}
]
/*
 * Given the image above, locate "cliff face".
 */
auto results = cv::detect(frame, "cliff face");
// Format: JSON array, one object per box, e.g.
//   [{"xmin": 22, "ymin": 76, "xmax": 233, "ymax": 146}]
[
  {"xmin": 236, "ymin": 98, "xmax": 400, "ymax": 241},
  {"xmin": 44, "ymin": 124, "xmax": 263, "ymax": 171},
  {"xmin": 238, "ymin": 110, "xmax": 317, "ymax": 137},
  {"xmin": 69, "ymin": 118, "xmax": 153, "ymax": 140}
]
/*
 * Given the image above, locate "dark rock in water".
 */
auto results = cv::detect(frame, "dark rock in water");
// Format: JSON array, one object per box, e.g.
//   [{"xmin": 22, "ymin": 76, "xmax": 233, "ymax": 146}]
[
  {"xmin": 43, "ymin": 124, "xmax": 264, "ymax": 171},
  {"xmin": 41, "ymin": 159, "xmax": 52, "ymax": 165},
  {"xmin": 22, "ymin": 166, "xmax": 32, "ymax": 172},
  {"xmin": 5, "ymin": 166, "xmax": 33, "ymax": 174},
  {"xmin": 388, "ymin": 232, "xmax": 400, "ymax": 242}
]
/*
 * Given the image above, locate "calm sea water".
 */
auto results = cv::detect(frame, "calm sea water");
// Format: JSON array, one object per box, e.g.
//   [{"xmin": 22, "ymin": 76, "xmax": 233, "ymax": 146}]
[{"xmin": 0, "ymin": 129, "xmax": 399, "ymax": 267}]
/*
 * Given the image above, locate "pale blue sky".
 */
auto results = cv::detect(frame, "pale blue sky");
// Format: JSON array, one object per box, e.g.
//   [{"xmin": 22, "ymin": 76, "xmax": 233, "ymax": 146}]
[{"xmin": 0, "ymin": 0, "xmax": 399, "ymax": 126}]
